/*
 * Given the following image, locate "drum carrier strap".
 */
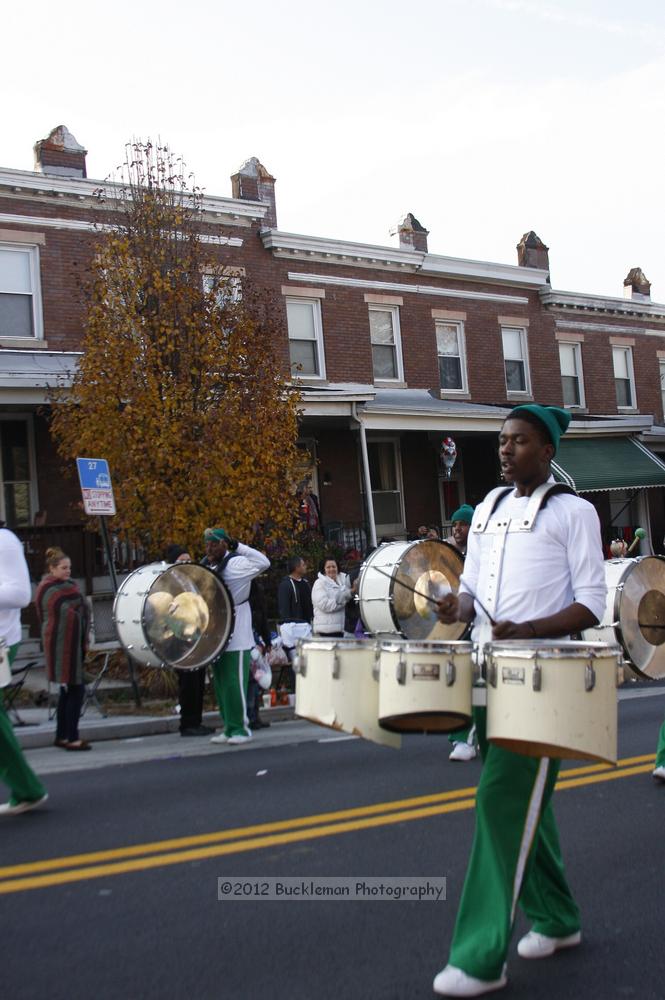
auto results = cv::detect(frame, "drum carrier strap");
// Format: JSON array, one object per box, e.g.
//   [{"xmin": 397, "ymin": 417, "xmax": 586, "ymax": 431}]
[{"xmin": 472, "ymin": 482, "xmax": 576, "ymax": 534}]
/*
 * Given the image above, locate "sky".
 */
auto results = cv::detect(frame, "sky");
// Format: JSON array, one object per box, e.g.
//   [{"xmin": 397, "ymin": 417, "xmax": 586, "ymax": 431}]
[{"xmin": 4, "ymin": 0, "xmax": 665, "ymax": 299}]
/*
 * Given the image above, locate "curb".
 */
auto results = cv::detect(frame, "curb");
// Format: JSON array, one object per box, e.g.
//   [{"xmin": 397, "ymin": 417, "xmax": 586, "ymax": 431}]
[{"xmin": 15, "ymin": 706, "xmax": 296, "ymax": 750}]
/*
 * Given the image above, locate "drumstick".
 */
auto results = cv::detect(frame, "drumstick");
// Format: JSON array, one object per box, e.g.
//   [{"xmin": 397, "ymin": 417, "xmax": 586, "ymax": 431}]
[{"xmin": 368, "ymin": 565, "xmax": 496, "ymax": 625}]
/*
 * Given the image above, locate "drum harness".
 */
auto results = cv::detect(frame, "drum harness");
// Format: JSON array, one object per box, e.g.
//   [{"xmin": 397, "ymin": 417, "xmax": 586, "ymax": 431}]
[{"xmin": 470, "ymin": 482, "xmax": 576, "ymax": 693}]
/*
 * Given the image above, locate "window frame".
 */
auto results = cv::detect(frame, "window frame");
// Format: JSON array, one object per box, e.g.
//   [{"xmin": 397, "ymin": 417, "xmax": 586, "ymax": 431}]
[
  {"xmin": 360, "ymin": 436, "xmax": 405, "ymax": 536},
  {"xmin": 660, "ymin": 360, "xmax": 665, "ymax": 421},
  {"xmin": 0, "ymin": 242, "xmax": 44, "ymax": 343},
  {"xmin": 612, "ymin": 345, "xmax": 637, "ymax": 411},
  {"xmin": 558, "ymin": 340, "xmax": 586, "ymax": 409},
  {"xmin": 0, "ymin": 413, "xmax": 39, "ymax": 527},
  {"xmin": 436, "ymin": 319, "xmax": 468, "ymax": 395},
  {"xmin": 285, "ymin": 296, "xmax": 326, "ymax": 380},
  {"xmin": 501, "ymin": 325, "xmax": 532, "ymax": 398},
  {"xmin": 368, "ymin": 304, "xmax": 404, "ymax": 384}
]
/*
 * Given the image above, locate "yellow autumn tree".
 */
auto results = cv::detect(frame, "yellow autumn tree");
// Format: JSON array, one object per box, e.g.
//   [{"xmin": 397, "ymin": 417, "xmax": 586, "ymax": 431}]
[{"xmin": 50, "ymin": 141, "xmax": 302, "ymax": 556}]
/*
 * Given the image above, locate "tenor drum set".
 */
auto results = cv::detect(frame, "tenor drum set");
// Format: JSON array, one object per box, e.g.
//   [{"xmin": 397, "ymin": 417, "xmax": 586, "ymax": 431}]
[{"xmin": 295, "ymin": 543, "xmax": 665, "ymax": 766}]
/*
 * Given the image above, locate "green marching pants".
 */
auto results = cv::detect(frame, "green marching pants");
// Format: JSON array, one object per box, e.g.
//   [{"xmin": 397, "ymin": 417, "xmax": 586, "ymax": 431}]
[
  {"xmin": 448, "ymin": 708, "xmax": 580, "ymax": 981},
  {"xmin": 655, "ymin": 720, "xmax": 665, "ymax": 768},
  {"xmin": 211, "ymin": 649, "xmax": 251, "ymax": 739},
  {"xmin": 0, "ymin": 644, "xmax": 47, "ymax": 806}
]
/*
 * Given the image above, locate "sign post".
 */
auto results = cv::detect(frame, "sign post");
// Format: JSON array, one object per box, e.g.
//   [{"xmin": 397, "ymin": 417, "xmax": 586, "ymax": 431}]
[{"xmin": 76, "ymin": 458, "xmax": 141, "ymax": 707}]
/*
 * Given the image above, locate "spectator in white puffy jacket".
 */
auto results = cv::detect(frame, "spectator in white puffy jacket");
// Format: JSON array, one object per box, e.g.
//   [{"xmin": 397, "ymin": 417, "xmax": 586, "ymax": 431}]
[{"xmin": 311, "ymin": 557, "xmax": 352, "ymax": 637}]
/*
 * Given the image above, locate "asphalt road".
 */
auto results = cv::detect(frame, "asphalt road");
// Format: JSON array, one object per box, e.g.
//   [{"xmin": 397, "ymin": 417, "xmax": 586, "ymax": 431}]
[{"xmin": 2, "ymin": 691, "xmax": 664, "ymax": 1000}]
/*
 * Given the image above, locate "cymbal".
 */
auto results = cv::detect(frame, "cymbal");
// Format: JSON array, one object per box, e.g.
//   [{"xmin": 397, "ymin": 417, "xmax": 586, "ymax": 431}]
[
  {"xmin": 617, "ymin": 556, "xmax": 665, "ymax": 679},
  {"xmin": 392, "ymin": 540, "xmax": 466, "ymax": 641}
]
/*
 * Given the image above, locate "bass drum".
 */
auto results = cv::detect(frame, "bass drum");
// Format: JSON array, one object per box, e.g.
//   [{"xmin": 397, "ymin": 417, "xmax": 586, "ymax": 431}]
[
  {"xmin": 113, "ymin": 562, "xmax": 234, "ymax": 669},
  {"xmin": 583, "ymin": 556, "xmax": 665, "ymax": 679},
  {"xmin": 358, "ymin": 539, "xmax": 466, "ymax": 641}
]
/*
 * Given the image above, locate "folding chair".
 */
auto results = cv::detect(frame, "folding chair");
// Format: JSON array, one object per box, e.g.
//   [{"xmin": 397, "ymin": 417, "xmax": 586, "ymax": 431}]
[
  {"xmin": 4, "ymin": 658, "xmax": 41, "ymax": 726},
  {"xmin": 82, "ymin": 594, "xmax": 121, "ymax": 719}
]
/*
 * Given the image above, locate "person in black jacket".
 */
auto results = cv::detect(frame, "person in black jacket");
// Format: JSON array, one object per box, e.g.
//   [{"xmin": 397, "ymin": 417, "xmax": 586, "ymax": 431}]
[
  {"xmin": 247, "ymin": 578, "xmax": 272, "ymax": 731},
  {"xmin": 277, "ymin": 556, "xmax": 313, "ymax": 689}
]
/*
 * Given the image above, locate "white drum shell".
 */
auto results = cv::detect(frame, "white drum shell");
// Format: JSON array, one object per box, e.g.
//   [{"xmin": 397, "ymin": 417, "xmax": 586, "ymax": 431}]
[
  {"xmin": 113, "ymin": 564, "xmax": 170, "ymax": 668},
  {"xmin": 295, "ymin": 639, "xmax": 400, "ymax": 749},
  {"xmin": 378, "ymin": 640, "xmax": 474, "ymax": 734},
  {"xmin": 359, "ymin": 541, "xmax": 413, "ymax": 635},
  {"xmin": 485, "ymin": 641, "xmax": 621, "ymax": 765}
]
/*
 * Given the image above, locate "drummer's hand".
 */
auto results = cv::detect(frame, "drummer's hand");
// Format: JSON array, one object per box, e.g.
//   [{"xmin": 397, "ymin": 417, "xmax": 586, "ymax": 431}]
[
  {"xmin": 492, "ymin": 620, "xmax": 531, "ymax": 640},
  {"xmin": 436, "ymin": 593, "xmax": 459, "ymax": 623}
]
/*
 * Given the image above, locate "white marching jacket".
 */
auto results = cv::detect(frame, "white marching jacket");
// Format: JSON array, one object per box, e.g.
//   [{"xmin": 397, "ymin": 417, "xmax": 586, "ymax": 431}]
[{"xmin": 311, "ymin": 572, "xmax": 352, "ymax": 635}]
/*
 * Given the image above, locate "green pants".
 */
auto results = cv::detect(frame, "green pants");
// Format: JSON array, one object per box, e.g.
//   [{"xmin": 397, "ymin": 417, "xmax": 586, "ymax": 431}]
[
  {"xmin": 1, "ymin": 645, "xmax": 46, "ymax": 805},
  {"xmin": 655, "ymin": 720, "xmax": 665, "ymax": 767},
  {"xmin": 448, "ymin": 708, "xmax": 579, "ymax": 981},
  {"xmin": 448, "ymin": 724, "xmax": 476, "ymax": 746},
  {"xmin": 211, "ymin": 649, "xmax": 251, "ymax": 739}
]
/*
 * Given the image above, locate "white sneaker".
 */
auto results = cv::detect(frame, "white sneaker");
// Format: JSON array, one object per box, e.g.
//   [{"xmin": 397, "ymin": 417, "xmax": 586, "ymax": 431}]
[
  {"xmin": 0, "ymin": 793, "xmax": 49, "ymax": 816},
  {"xmin": 210, "ymin": 734, "xmax": 228, "ymax": 744},
  {"xmin": 517, "ymin": 930, "xmax": 581, "ymax": 959},
  {"xmin": 449, "ymin": 742, "xmax": 477, "ymax": 762},
  {"xmin": 433, "ymin": 964, "xmax": 507, "ymax": 996},
  {"xmin": 652, "ymin": 765, "xmax": 665, "ymax": 783},
  {"xmin": 227, "ymin": 733, "xmax": 252, "ymax": 745}
]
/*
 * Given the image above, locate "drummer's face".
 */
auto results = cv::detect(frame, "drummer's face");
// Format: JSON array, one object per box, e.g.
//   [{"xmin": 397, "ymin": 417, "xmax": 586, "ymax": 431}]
[
  {"xmin": 452, "ymin": 521, "xmax": 469, "ymax": 548},
  {"xmin": 206, "ymin": 538, "xmax": 227, "ymax": 562},
  {"xmin": 499, "ymin": 418, "xmax": 553, "ymax": 486}
]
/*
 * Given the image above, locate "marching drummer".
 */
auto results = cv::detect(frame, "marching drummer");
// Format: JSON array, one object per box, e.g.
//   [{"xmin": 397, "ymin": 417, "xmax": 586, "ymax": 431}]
[
  {"xmin": 202, "ymin": 528, "xmax": 270, "ymax": 746},
  {"xmin": 433, "ymin": 404, "xmax": 606, "ymax": 997}
]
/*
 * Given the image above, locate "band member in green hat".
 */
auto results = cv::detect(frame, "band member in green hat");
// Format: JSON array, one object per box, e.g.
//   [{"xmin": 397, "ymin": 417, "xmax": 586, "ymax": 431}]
[
  {"xmin": 202, "ymin": 528, "xmax": 270, "ymax": 746},
  {"xmin": 433, "ymin": 405, "xmax": 606, "ymax": 997}
]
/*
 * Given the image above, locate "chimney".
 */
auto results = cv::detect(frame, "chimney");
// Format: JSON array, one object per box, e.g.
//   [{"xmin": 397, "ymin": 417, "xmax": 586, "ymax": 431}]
[
  {"xmin": 623, "ymin": 267, "xmax": 651, "ymax": 302},
  {"xmin": 517, "ymin": 231, "xmax": 549, "ymax": 272},
  {"xmin": 392, "ymin": 213, "xmax": 429, "ymax": 253},
  {"xmin": 231, "ymin": 157, "xmax": 277, "ymax": 228},
  {"xmin": 34, "ymin": 126, "xmax": 87, "ymax": 178}
]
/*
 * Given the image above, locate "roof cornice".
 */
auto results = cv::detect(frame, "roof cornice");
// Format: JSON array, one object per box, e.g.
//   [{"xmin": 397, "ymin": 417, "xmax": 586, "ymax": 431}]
[
  {"xmin": 262, "ymin": 229, "xmax": 549, "ymax": 288},
  {"xmin": 541, "ymin": 287, "xmax": 665, "ymax": 320},
  {"xmin": 0, "ymin": 168, "xmax": 267, "ymax": 222}
]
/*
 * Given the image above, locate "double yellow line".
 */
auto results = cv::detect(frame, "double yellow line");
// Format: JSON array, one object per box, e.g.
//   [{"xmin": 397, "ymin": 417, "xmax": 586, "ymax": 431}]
[{"xmin": 0, "ymin": 753, "xmax": 654, "ymax": 896}]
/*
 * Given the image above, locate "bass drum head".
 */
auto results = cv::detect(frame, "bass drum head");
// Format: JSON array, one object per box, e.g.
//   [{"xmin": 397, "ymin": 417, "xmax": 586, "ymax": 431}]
[
  {"xmin": 116, "ymin": 563, "xmax": 234, "ymax": 670},
  {"xmin": 616, "ymin": 555, "xmax": 665, "ymax": 679},
  {"xmin": 360, "ymin": 539, "xmax": 465, "ymax": 641}
]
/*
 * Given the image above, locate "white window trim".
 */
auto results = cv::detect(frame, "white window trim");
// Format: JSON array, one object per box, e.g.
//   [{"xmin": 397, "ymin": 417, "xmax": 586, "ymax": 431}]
[
  {"xmin": 286, "ymin": 296, "xmax": 327, "ymax": 381},
  {"xmin": 558, "ymin": 340, "xmax": 586, "ymax": 409},
  {"xmin": 368, "ymin": 304, "xmax": 404, "ymax": 384},
  {"xmin": 436, "ymin": 319, "xmax": 468, "ymax": 395},
  {"xmin": 360, "ymin": 435, "xmax": 405, "ymax": 535},
  {"xmin": 0, "ymin": 242, "xmax": 44, "ymax": 342},
  {"xmin": 0, "ymin": 413, "xmax": 39, "ymax": 525},
  {"xmin": 613, "ymin": 345, "xmax": 637, "ymax": 411},
  {"xmin": 501, "ymin": 325, "xmax": 532, "ymax": 398},
  {"xmin": 660, "ymin": 359, "xmax": 665, "ymax": 420}
]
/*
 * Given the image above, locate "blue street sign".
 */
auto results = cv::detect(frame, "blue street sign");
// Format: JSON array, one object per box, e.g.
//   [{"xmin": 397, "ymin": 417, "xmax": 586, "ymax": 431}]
[{"xmin": 76, "ymin": 457, "xmax": 116, "ymax": 515}]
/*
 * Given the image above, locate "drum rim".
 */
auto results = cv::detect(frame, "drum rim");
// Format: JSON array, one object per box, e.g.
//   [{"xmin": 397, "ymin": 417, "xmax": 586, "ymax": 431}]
[
  {"xmin": 379, "ymin": 639, "xmax": 474, "ymax": 653},
  {"xmin": 484, "ymin": 639, "xmax": 622, "ymax": 659}
]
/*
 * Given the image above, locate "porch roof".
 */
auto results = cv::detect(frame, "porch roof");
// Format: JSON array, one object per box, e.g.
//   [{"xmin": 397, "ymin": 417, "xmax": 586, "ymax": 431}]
[
  {"xmin": 0, "ymin": 349, "xmax": 81, "ymax": 404},
  {"xmin": 552, "ymin": 437, "xmax": 665, "ymax": 492}
]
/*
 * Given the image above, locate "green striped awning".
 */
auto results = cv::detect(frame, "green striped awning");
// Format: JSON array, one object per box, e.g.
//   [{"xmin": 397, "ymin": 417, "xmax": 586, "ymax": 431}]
[{"xmin": 552, "ymin": 437, "xmax": 665, "ymax": 492}]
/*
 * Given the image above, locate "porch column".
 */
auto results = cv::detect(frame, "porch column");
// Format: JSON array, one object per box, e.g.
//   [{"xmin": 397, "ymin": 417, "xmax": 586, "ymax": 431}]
[{"xmin": 353, "ymin": 405, "xmax": 377, "ymax": 548}]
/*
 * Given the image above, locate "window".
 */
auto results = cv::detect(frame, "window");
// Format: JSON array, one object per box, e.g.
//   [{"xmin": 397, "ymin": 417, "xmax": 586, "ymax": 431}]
[
  {"xmin": 369, "ymin": 306, "xmax": 403, "ymax": 381},
  {"xmin": 436, "ymin": 321, "xmax": 467, "ymax": 392},
  {"xmin": 202, "ymin": 272, "xmax": 242, "ymax": 306},
  {"xmin": 0, "ymin": 244, "xmax": 43, "ymax": 340},
  {"xmin": 286, "ymin": 298, "xmax": 325, "ymax": 378},
  {"xmin": 501, "ymin": 326, "xmax": 530, "ymax": 395},
  {"xmin": 660, "ymin": 361, "xmax": 665, "ymax": 418},
  {"xmin": 0, "ymin": 418, "xmax": 35, "ymax": 527},
  {"xmin": 365, "ymin": 440, "xmax": 404, "ymax": 532},
  {"xmin": 558, "ymin": 342, "xmax": 585, "ymax": 408},
  {"xmin": 613, "ymin": 346, "xmax": 636, "ymax": 408}
]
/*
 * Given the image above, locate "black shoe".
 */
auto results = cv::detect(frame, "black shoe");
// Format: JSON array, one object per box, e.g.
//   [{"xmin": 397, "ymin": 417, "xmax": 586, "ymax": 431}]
[
  {"xmin": 180, "ymin": 725, "xmax": 216, "ymax": 737},
  {"xmin": 250, "ymin": 718, "xmax": 271, "ymax": 730}
]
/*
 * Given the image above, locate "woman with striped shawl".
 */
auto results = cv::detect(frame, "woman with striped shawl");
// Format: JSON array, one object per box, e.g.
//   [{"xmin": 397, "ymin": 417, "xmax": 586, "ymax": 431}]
[{"xmin": 35, "ymin": 547, "xmax": 91, "ymax": 751}]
